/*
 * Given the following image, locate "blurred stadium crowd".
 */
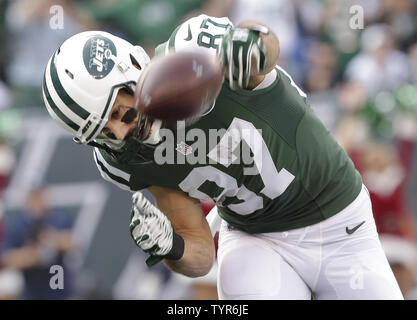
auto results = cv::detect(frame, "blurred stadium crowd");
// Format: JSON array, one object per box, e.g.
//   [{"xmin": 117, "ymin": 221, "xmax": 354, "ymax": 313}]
[{"xmin": 0, "ymin": 0, "xmax": 417, "ymax": 300}]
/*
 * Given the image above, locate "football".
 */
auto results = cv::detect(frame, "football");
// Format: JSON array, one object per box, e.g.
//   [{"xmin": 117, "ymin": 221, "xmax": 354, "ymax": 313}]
[{"xmin": 134, "ymin": 50, "xmax": 224, "ymax": 124}]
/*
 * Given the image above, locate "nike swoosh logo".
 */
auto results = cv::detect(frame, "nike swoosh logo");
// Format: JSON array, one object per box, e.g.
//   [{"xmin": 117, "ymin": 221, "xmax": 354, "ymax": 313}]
[
  {"xmin": 184, "ymin": 24, "xmax": 192, "ymax": 41},
  {"xmin": 346, "ymin": 221, "xmax": 365, "ymax": 235}
]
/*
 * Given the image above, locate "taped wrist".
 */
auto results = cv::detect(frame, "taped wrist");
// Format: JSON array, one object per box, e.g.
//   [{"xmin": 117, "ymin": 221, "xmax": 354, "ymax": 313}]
[{"xmin": 164, "ymin": 231, "xmax": 185, "ymax": 260}]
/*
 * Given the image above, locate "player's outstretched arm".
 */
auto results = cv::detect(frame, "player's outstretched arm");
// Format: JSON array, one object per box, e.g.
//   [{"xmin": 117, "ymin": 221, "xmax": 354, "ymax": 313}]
[
  {"xmin": 130, "ymin": 186, "xmax": 215, "ymax": 277},
  {"xmin": 238, "ymin": 21, "xmax": 280, "ymax": 89},
  {"xmin": 219, "ymin": 20, "xmax": 280, "ymax": 90},
  {"xmin": 156, "ymin": 15, "xmax": 279, "ymax": 91}
]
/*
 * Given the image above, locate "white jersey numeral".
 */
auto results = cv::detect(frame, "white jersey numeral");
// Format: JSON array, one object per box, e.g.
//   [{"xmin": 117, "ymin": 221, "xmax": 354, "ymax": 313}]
[{"xmin": 179, "ymin": 117, "xmax": 295, "ymax": 215}]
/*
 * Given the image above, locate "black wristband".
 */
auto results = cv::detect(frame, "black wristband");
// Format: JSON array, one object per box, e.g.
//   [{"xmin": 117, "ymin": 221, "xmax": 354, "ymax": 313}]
[{"xmin": 164, "ymin": 231, "xmax": 185, "ymax": 260}]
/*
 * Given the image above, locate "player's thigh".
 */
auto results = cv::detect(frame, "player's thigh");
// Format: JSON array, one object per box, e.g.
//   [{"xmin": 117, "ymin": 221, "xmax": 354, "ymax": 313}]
[
  {"xmin": 217, "ymin": 233, "xmax": 311, "ymax": 300},
  {"xmin": 316, "ymin": 237, "xmax": 403, "ymax": 300},
  {"xmin": 315, "ymin": 200, "xmax": 403, "ymax": 299}
]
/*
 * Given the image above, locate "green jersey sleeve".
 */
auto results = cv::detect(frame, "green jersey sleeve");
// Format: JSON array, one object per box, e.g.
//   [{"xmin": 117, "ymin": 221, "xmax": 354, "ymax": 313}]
[
  {"xmin": 154, "ymin": 14, "xmax": 233, "ymax": 57},
  {"xmin": 93, "ymin": 148, "xmax": 150, "ymax": 191}
]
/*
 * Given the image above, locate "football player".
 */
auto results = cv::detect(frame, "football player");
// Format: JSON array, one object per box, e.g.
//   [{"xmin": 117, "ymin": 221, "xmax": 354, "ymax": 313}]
[{"xmin": 42, "ymin": 15, "xmax": 403, "ymax": 299}]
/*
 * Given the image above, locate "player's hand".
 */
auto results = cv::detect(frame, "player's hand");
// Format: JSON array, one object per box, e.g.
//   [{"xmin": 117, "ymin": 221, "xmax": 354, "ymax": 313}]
[
  {"xmin": 218, "ymin": 26, "xmax": 268, "ymax": 90},
  {"xmin": 129, "ymin": 192, "xmax": 184, "ymax": 266}
]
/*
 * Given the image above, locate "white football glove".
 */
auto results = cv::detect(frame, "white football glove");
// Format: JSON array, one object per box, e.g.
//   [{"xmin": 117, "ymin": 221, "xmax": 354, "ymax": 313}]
[
  {"xmin": 129, "ymin": 192, "xmax": 184, "ymax": 266},
  {"xmin": 130, "ymin": 191, "xmax": 173, "ymax": 256},
  {"xmin": 129, "ymin": 192, "xmax": 182, "ymax": 266}
]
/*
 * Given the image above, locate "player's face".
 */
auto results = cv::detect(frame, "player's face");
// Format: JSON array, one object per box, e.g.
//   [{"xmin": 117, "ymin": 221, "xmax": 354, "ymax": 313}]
[
  {"xmin": 100, "ymin": 89, "xmax": 138, "ymax": 141},
  {"xmin": 101, "ymin": 89, "xmax": 153, "ymax": 142}
]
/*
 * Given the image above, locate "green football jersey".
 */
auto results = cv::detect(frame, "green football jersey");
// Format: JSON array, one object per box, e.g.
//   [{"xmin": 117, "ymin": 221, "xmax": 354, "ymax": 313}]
[{"xmin": 93, "ymin": 15, "xmax": 362, "ymax": 233}]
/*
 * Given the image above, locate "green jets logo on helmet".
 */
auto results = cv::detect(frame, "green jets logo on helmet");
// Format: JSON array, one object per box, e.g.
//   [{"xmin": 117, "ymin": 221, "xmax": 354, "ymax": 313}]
[{"xmin": 83, "ymin": 35, "xmax": 117, "ymax": 79}]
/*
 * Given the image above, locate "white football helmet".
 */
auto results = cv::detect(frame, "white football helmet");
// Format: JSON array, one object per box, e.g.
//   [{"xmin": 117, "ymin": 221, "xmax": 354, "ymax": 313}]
[{"xmin": 42, "ymin": 31, "xmax": 161, "ymax": 163}]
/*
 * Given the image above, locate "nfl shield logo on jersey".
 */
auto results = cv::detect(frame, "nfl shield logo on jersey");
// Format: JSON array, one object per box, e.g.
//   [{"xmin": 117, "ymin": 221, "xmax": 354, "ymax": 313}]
[{"xmin": 176, "ymin": 141, "xmax": 193, "ymax": 156}]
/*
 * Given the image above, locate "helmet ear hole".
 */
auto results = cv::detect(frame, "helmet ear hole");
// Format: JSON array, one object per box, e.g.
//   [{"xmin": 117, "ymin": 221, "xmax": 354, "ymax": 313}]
[
  {"xmin": 130, "ymin": 54, "xmax": 142, "ymax": 70},
  {"xmin": 65, "ymin": 69, "xmax": 74, "ymax": 79}
]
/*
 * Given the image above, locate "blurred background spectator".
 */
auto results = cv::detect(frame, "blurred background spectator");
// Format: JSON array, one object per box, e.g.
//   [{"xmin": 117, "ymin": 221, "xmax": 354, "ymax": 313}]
[
  {"xmin": 0, "ymin": 0, "xmax": 416, "ymax": 299},
  {"xmin": 357, "ymin": 141, "xmax": 417, "ymax": 240},
  {"xmin": 345, "ymin": 23, "xmax": 410, "ymax": 97},
  {"xmin": 79, "ymin": 0, "xmax": 233, "ymax": 55},
  {"xmin": 4, "ymin": 0, "xmax": 95, "ymax": 109},
  {"xmin": 0, "ymin": 185, "xmax": 77, "ymax": 299},
  {"xmin": 228, "ymin": 0, "xmax": 300, "ymax": 76}
]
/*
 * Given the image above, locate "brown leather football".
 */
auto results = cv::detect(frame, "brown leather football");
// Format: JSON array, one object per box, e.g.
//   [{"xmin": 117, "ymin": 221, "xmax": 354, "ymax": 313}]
[{"xmin": 134, "ymin": 51, "xmax": 224, "ymax": 124}]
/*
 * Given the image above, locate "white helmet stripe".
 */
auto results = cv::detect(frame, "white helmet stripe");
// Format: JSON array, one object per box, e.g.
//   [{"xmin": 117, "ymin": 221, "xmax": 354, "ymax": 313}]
[
  {"xmin": 43, "ymin": 71, "xmax": 80, "ymax": 132},
  {"xmin": 49, "ymin": 51, "xmax": 90, "ymax": 120},
  {"xmin": 44, "ymin": 59, "xmax": 83, "ymax": 133}
]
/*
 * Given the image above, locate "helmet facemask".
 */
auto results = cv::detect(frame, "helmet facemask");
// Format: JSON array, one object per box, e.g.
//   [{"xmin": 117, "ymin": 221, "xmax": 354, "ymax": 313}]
[{"xmin": 78, "ymin": 84, "xmax": 164, "ymax": 165}]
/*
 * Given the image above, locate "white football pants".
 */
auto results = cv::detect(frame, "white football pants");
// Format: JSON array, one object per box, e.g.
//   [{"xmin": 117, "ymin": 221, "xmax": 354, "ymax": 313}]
[{"xmin": 216, "ymin": 185, "xmax": 403, "ymax": 299}]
